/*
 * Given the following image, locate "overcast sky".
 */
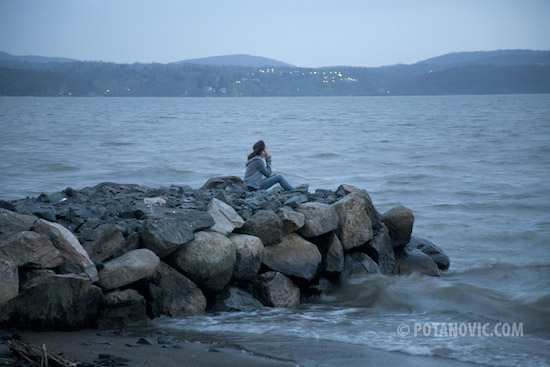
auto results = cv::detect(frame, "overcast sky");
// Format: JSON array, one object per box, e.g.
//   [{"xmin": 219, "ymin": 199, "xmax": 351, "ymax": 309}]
[{"xmin": 1, "ymin": 0, "xmax": 549, "ymax": 67}]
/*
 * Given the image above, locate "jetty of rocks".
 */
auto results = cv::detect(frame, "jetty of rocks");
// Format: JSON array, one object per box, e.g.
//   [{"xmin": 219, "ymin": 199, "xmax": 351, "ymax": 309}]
[{"xmin": 0, "ymin": 177, "xmax": 450, "ymax": 330}]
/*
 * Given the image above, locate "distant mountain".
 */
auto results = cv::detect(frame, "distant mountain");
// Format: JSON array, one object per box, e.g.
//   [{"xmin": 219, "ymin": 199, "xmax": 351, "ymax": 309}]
[
  {"xmin": 0, "ymin": 51, "xmax": 76, "ymax": 64},
  {"xmin": 416, "ymin": 49, "xmax": 550, "ymax": 67},
  {"xmin": 173, "ymin": 54, "xmax": 294, "ymax": 68}
]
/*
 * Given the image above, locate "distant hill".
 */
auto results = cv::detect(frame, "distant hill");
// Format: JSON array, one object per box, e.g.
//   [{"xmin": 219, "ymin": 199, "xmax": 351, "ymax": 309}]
[
  {"xmin": 0, "ymin": 51, "xmax": 76, "ymax": 64},
  {"xmin": 173, "ymin": 54, "xmax": 294, "ymax": 68},
  {"xmin": 416, "ymin": 49, "xmax": 550, "ymax": 67}
]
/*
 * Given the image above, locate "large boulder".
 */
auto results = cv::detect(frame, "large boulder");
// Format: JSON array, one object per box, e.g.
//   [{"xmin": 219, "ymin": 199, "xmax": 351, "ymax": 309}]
[
  {"xmin": 227, "ymin": 233, "xmax": 264, "ymax": 281},
  {"xmin": 209, "ymin": 287, "xmax": 263, "ymax": 312},
  {"xmin": 96, "ymin": 289, "xmax": 147, "ymax": 330},
  {"xmin": 364, "ymin": 224, "xmax": 395, "ymax": 275},
  {"xmin": 254, "ymin": 271, "xmax": 300, "ymax": 308},
  {"xmin": 336, "ymin": 184, "xmax": 382, "ymax": 229},
  {"xmin": 0, "ymin": 260, "xmax": 18, "ymax": 306},
  {"xmin": 80, "ymin": 223, "xmax": 126, "ymax": 264},
  {"xmin": 0, "ymin": 208, "xmax": 38, "ymax": 234},
  {"xmin": 147, "ymin": 262, "xmax": 207, "ymax": 318},
  {"xmin": 380, "ymin": 206, "xmax": 414, "ymax": 247},
  {"xmin": 139, "ymin": 218, "xmax": 194, "ymax": 258},
  {"xmin": 98, "ymin": 249, "xmax": 160, "ymax": 290},
  {"xmin": 262, "ymin": 234, "xmax": 322, "ymax": 281},
  {"xmin": 341, "ymin": 252, "xmax": 380, "ymax": 280},
  {"xmin": 167, "ymin": 231, "xmax": 236, "ymax": 293},
  {"xmin": 324, "ymin": 233, "xmax": 345, "ymax": 273},
  {"xmin": 207, "ymin": 198, "xmax": 245, "ymax": 236},
  {"xmin": 202, "ymin": 176, "xmax": 244, "ymax": 189},
  {"xmin": 295, "ymin": 202, "xmax": 338, "ymax": 238},
  {"xmin": 276, "ymin": 207, "xmax": 305, "ymax": 234},
  {"xmin": 393, "ymin": 247, "xmax": 441, "ymax": 277},
  {"xmin": 238, "ymin": 209, "xmax": 283, "ymax": 246},
  {"xmin": 331, "ymin": 193, "xmax": 373, "ymax": 250},
  {"xmin": 31, "ymin": 219, "xmax": 98, "ymax": 282},
  {"xmin": 407, "ymin": 236, "xmax": 450, "ymax": 270},
  {"xmin": 7, "ymin": 271, "xmax": 102, "ymax": 330},
  {"xmin": 0, "ymin": 231, "xmax": 63, "ymax": 269}
]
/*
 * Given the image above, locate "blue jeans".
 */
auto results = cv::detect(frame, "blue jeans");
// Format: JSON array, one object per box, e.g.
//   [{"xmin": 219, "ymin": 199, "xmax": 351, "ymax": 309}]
[{"xmin": 260, "ymin": 174, "xmax": 294, "ymax": 191}]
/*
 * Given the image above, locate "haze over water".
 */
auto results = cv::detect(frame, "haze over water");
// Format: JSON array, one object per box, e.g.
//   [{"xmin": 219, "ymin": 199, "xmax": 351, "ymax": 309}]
[{"xmin": 1, "ymin": 95, "xmax": 549, "ymax": 366}]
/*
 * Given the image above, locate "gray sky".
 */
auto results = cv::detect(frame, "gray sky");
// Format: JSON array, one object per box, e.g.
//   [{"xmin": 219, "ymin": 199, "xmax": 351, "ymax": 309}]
[{"xmin": 1, "ymin": 0, "xmax": 549, "ymax": 67}]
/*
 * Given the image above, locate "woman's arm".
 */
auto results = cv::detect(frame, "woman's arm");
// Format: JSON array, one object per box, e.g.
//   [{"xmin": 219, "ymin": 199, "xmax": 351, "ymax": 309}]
[{"xmin": 257, "ymin": 156, "xmax": 272, "ymax": 177}]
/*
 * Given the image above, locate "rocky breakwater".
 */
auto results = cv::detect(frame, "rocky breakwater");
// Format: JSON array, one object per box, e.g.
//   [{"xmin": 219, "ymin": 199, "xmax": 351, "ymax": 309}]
[{"xmin": 0, "ymin": 177, "xmax": 450, "ymax": 330}]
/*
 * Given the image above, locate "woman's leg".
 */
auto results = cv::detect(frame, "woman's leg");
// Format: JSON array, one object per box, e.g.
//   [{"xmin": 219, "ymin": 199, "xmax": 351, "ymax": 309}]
[{"xmin": 261, "ymin": 174, "xmax": 294, "ymax": 191}]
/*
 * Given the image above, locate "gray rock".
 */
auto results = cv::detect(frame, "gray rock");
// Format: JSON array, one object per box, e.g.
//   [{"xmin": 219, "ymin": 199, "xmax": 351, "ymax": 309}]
[
  {"xmin": 202, "ymin": 176, "xmax": 244, "ymax": 189},
  {"xmin": 81, "ymin": 223, "xmax": 126, "ymax": 264},
  {"xmin": 207, "ymin": 198, "xmax": 245, "ymax": 236},
  {"xmin": 365, "ymin": 224, "xmax": 395, "ymax": 275},
  {"xmin": 336, "ymin": 184, "xmax": 382, "ymax": 229},
  {"xmin": 0, "ymin": 208, "xmax": 38, "ymax": 234},
  {"xmin": 324, "ymin": 233, "xmax": 345, "ymax": 273},
  {"xmin": 341, "ymin": 252, "xmax": 380, "ymax": 280},
  {"xmin": 8, "ymin": 272, "xmax": 102, "ymax": 330},
  {"xmin": 331, "ymin": 193, "xmax": 373, "ymax": 250},
  {"xmin": 227, "ymin": 233, "xmax": 264, "ymax": 281},
  {"xmin": 254, "ymin": 271, "xmax": 300, "ymax": 308},
  {"xmin": 262, "ymin": 234, "xmax": 322, "ymax": 281},
  {"xmin": 96, "ymin": 289, "xmax": 147, "ymax": 330},
  {"xmin": 98, "ymin": 249, "xmax": 160, "ymax": 290},
  {"xmin": 209, "ymin": 287, "xmax": 263, "ymax": 312},
  {"xmin": 407, "ymin": 236, "xmax": 450, "ymax": 270},
  {"xmin": 31, "ymin": 219, "xmax": 98, "ymax": 282},
  {"xmin": 276, "ymin": 207, "xmax": 305, "ymax": 234},
  {"xmin": 167, "ymin": 231, "xmax": 236, "ymax": 293},
  {"xmin": 282, "ymin": 194, "xmax": 308, "ymax": 209},
  {"xmin": 393, "ymin": 247, "xmax": 441, "ymax": 277},
  {"xmin": 295, "ymin": 202, "xmax": 338, "ymax": 238},
  {"xmin": 380, "ymin": 205, "xmax": 414, "ymax": 247},
  {"xmin": 147, "ymin": 262, "xmax": 207, "ymax": 318},
  {"xmin": 0, "ymin": 231, "xmax": 63, "ymax": 269},
  {"xmin": 139, "ymin": 218, "xmax": 194, "ymax": 258},
  {"xmin": 0, "ymin": 260, "xmax": 18, "ymax": 306},
  {"xmin": 238, "ymin": 209, "xmax": 283, "ymax": 246}
]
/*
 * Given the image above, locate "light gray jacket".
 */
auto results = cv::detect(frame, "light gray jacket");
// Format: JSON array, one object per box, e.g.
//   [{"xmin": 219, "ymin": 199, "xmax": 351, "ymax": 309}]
[{"xmin": 244, "ymin": 156, "xmax": 272, "ymax": 189}]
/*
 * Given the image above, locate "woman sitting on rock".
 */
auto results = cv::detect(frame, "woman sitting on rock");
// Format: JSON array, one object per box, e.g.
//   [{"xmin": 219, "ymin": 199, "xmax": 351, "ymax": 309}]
[{"xmin": 244, "ymin": 140, "xmax": 294, "ymax": 192}]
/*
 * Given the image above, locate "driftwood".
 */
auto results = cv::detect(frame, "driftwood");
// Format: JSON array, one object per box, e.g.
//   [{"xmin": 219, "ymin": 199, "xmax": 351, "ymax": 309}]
[{"xmin": 7, "ymin": 339, "xmax": 79, "ymax": 367}]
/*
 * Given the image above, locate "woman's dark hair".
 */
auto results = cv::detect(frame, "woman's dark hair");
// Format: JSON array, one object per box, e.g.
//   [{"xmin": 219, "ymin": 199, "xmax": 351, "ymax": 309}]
[{"xmin": 247, "ymin": 140, "xmax": 265, "ymax": 160}]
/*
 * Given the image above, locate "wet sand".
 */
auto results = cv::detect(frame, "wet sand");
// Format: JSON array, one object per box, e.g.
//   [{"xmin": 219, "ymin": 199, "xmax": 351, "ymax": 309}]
[{"xmin": 1, "ymin": 327, "xmax": 484, "ymax": 367}]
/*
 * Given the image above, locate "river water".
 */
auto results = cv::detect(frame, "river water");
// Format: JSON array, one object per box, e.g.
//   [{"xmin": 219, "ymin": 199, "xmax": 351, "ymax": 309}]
[{"xmin": 1, "ymin": 95, "xmax": 549, "ymax": 366}]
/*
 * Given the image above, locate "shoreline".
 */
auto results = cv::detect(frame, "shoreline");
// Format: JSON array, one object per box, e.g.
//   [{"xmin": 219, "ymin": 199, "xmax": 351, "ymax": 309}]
[{"xmin": 1, "ymin": 325, "xmax": 485, "ymax": 367}]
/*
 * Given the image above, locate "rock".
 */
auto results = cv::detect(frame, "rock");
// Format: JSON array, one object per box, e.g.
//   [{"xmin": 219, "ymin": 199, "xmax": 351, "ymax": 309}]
[
  {"xmin": 202, "ymin": 176, "xmax": 244, "ymax": 189},
  {"xmin": 98, "ymin": 249, "xmax": 160, "ymax": 290},
  {"xmin": 167, "ymin": 231, "xmax": 236, "ymax": 293},
  {"xmin": 31, "ymin": 219, "xmax": 98, "ymax": 282},
  {"xmin": 227, "ymin": 233, "xmax": 264, "ymax": 281},
  {"xmin": 207, "ymin": 198, "xmax": 245, "ymax": 236},
  {"xmin": 276, "ymin": 207, "xmax": 305, "ymax": 234},
  {"xmin": 0, "ymin": 208, "xmax": 38, "ymax": 234},
  {"xmin": 341, "ymin": 252, "xmax": 380, "ymax": 280},
  {"xmin": 147, "ymin": 262, "xmax": 207, "ymax": 318},
  {"xmin": 139, "ymin": 218, "xmax": 194, "ymax": 258},
  {"xmin": 96, "ymin": 289, "xmax": 147, "ymax": 330},
  {"xmin": 324, "ymin": 233, "xmax": 345, "ymax": 273},
  {"xmin": 281, "ymin": 194, "xmax": 308, "ymax": 209},
  {"xmin": 393, "ymin": 247, "xmax": 441, "ymax": 277},
  {"xmin": 364, "ymin": 224, "xmax": 395, "ymax": 275},
  {"xmin": 237, "ymin": 209, "xmax": 283, "ymax": 246},
  {"xmin": 0, "ymin": 231, "xmax": 63, "ymax": 269},
  {"xmin": 254, "ymin": 271, "xmax": 300, "ymax": 308},
  {"xmin": 295, "ymin": 202, "xmax": 338, "ymax": 238},
  {"xmin": 336, "ymin": 184, "xmax": 382, "ymax": 229},
  {"xmin": 331, "ymin": 193, "xmax": 373, "ymax": 250},
  {"xmin": 81, "ymin": 224, "xmax": 126, "ymax": 264},
  {"xmin": 209, "ymin": 287, "xmax": 263, "ymax": 312},
  {"xmin": 407, "ymin": 236, "xmax": 450, "ymax": 270},
  {"xmin": 143, "ymin": 197, "xmax": 166, "ymax": 205},
  {"xmin": 380, "ymin": 206, "xmax": 414, "ymax": 247},
  {"xmin": 8, "ymin": 272, "xmax": 102, "ymax": 330},
  {"xmin": 0, "ymin": 260, "xmax": 18, "ymax": 306},
  {"xmin": 262, "ymin": 233, "xmax": 322, "ymax": 281}
]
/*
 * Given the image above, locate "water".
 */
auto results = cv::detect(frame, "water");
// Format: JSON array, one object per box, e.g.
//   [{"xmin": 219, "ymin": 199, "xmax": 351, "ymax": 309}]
[{"xmin": 1, "ymin": 95, "xmax": 549, "ymax": 366}]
